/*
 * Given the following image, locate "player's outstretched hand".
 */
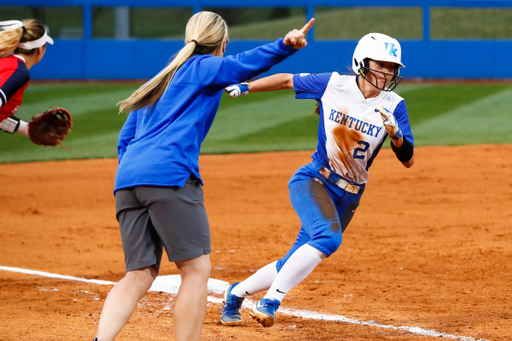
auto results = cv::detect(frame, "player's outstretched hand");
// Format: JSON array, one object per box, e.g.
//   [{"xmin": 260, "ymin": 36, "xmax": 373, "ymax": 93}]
[
  {"xmin": 283, "ymin": 18, "xmax": 315, "ymax": 50},
  {"xmin": 375, "ymin": 105, "xmax": 403, "ymax": 141},
  {"xmin": 224, "ymin": 82, "xmax": 249, "ymax": 98}
]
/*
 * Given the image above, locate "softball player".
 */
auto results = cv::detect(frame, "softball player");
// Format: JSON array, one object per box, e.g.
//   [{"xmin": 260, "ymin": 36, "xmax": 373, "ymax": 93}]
[
  {"xmin": 0, "ymin": 19, "xmax": 53, "ymax": 138},
  {"xmin": 221, "ymin": 32, "xmax": 415, "ymax": 328},
  {"xmin": 94, "ymin": 12, "xmax": 314, "ymax": 341}
]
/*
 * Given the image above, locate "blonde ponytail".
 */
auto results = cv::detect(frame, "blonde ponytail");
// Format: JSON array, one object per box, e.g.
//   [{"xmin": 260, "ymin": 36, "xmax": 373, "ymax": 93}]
[
  {"xmin": 118, "ymin": 42, "xmax": 197, "ymax": 114},
  {"xmin": 0, "ymin": 27, "xmax": 24, "ymax": 58},
  {"xmin": 16, "ymin": 19, "xmax": 47, "ymax": 55},
  {"xmin": 0, "ymin": 19, "xmax": 47, "ymax": 58},
  {"xmin": 118, "ymin": 11, "xmax": 229, "ymax": 114}
]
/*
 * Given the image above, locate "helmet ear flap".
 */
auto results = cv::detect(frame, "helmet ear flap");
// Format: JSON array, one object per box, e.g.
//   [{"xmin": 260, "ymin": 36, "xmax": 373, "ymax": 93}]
[
  {"xmin": 393, "ymin": 64, "xmax": 400, "ymax": 79},
  {"xmin": 355, "ymin": 57, "xmax": 370, "ymax": 75},
  {"xmin": 362, "ymin": 58, "xmax": 370, "ymax": 71}
]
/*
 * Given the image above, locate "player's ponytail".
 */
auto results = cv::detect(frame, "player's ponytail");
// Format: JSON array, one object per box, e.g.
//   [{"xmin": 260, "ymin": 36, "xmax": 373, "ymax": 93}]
[
  {"xmin": 0, "ymin": 22, "xmax": 24, "ymax": 58},
  {"xmin": 15, "ymin": 19, "xmax": 47, "ymax": 56},
  {"xmin": 118, "ymin": 11, "xmax": 229, "ymax": 114},
  {"xmin": 0, "ymin": 19, "xmax": 47, "ymax": 58}
]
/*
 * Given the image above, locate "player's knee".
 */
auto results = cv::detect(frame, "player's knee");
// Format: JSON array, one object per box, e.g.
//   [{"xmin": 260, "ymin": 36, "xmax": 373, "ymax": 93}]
[{"xmin": 311, "ymin": 232, "xmax": 342, "ymax": 256}]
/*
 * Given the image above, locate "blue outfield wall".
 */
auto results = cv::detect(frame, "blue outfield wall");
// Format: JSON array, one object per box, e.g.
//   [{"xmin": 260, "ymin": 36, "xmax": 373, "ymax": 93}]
[{"xmin": 31, "ymin": 39, "xmax": 511, "ymax": 80}]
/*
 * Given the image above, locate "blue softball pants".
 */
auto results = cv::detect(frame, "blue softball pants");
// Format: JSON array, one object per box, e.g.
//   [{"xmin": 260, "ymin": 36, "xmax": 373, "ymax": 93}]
[{"xmin": 276, "ymin": 161, "xmax": 363, "ymax": 272}]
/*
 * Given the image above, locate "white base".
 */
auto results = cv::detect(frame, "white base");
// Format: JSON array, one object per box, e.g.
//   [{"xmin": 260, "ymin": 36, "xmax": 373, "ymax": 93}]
[{"xmin": 149, "ymin": 275, "xmax": 229, "ymax": 295}]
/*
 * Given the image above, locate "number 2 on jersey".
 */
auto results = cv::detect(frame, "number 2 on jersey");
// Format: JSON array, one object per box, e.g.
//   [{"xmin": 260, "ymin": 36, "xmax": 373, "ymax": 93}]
[{"xmin": 353, "ymin": 141, "xmax": 369, "ymax": 159}]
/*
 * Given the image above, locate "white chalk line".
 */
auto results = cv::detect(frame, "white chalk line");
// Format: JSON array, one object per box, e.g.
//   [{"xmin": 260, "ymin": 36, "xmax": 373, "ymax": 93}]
[{"xmin": 0, "ymin": 266, "xmax": 488, "ymax": 341}]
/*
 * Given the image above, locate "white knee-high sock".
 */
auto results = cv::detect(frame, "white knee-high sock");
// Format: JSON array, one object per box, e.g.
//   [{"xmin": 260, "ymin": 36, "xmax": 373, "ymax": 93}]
[
  {"xmin": 264, "ymin": 244, "xmax": 326, "ymax": 302},
  {"xmin": 231, "ymin": 261, "xmax": 278, "ymax": 298}
]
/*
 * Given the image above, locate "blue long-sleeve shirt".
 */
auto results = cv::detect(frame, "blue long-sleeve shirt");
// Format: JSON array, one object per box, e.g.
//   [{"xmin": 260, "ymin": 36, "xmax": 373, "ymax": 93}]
[{"xmin": 115, "ymin": 38, "xmax": 297, "ymax": 192}]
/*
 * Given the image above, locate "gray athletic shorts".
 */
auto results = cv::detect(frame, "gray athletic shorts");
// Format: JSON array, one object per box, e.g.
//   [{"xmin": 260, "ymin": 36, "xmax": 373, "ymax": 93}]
[{"xmin": 115, "ymin": 176, "xmax": 211, "ymax": 273}]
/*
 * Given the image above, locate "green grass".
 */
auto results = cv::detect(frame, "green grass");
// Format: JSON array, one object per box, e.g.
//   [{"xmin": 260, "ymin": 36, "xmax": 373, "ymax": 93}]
[
  {"xmin": 202, "ymin": 90, "xmax": 318, "ymax": 153},
  {"xmin": 0, "ymin": 84, "xmax": 136, "ymax": 163},
  {"xmin": 410, "ymin": 86, "xmax": 512, "ymax": 145},
  {"xmin": 400, "ymin": 84, "xmax": 512, "ymax": 126},
  {"xmin": 0, "ymin": 82, "xmax": 511, "ymax": 164}
]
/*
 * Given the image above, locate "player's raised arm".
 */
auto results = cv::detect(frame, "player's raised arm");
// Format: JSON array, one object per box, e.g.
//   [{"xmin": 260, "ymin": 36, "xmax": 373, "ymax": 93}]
[{"xmin": 223, "ymin": 19, "xmax": 314, "ymax": 98}]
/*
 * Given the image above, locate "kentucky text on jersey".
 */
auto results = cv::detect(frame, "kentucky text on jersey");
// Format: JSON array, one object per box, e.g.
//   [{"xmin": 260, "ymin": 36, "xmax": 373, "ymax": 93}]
[{"xmin": 328, "ymin": 109, "xmax": 383, "ymax": 137}]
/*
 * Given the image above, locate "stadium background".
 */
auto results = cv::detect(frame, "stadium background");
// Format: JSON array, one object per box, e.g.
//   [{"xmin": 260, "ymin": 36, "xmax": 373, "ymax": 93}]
[{"xmin": 3, "ymin": 0, "xmax": 512, "ymax": 80}]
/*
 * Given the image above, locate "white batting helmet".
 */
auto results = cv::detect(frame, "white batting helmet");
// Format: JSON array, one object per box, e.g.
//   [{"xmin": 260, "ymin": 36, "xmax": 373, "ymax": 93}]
[
  {"xmin": 352, "ymin": 33, "xmax": 405, "ymax": 91},
  {"xmin": 352, "ymin": 32, "xmax": 405, "ymax": 74}
]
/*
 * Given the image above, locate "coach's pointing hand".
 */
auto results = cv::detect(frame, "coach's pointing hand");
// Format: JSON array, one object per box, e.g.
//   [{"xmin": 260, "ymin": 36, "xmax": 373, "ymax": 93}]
[{"xmin": 283, "ymin": 18, "xmax": 314, "ymax": 50}]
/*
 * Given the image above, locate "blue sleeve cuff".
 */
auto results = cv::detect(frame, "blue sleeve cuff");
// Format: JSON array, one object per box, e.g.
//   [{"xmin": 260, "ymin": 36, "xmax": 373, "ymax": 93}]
[{"xmin": 277, "ymin": 38, "xmax": 299, "ymax": 54}]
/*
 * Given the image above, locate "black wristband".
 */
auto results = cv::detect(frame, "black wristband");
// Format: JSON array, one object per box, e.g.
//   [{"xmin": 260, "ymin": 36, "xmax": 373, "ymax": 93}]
[{"xmin": 390, "ymin": 136, "xmax": 414, "ymax": 163}]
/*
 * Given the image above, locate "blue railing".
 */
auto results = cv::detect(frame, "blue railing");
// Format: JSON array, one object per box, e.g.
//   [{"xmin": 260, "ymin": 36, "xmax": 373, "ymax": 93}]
[{"xmin": 2, "ymin": 0, "xmax": 512, "ymax": 79}]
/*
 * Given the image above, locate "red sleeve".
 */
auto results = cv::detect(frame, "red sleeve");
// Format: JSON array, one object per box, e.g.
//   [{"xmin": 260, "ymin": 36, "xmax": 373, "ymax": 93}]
[
  {"xmin": 0, "ymin": 56, "xmax": 30, "ymax": 109},
  {"xmin": 0, "ymin": 56, "xmax": 30, "ymax": 120}
]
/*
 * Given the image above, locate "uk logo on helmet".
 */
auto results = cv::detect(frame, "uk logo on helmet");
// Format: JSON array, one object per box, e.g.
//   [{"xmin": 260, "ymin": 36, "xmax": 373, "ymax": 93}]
[{"xmin": 384, "ymin": 42, "xmax": 398, "ymax": 57}]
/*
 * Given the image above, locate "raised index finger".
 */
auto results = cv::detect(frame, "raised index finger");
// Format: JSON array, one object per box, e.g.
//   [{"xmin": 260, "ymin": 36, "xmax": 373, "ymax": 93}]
[{"xmin": 300, "ymin": 18, "xmax": 315, "ymax": 35}]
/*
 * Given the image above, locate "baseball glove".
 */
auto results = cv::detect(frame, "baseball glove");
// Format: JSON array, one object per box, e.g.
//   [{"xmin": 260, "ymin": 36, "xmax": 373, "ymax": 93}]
[{"xmin": 28, "ymin": 107, "xmax": 72, "ymax": 147}]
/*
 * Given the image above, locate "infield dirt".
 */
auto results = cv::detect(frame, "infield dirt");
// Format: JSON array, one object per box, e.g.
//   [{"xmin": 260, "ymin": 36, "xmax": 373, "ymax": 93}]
[{"xmin": 1, "ymin": 145, "xmax": 511, "ymax": 340}]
